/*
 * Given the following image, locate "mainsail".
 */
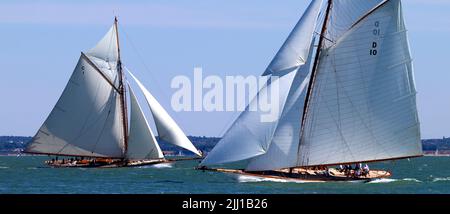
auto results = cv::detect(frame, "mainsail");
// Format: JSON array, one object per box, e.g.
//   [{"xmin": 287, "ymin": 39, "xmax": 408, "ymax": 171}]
[
  {"xmin": 298, "ymin": 0, "xmax": 422, "ymax": 166},
  {"xmin": 25, "ymin": 24, "xmax": 124, "ymax": 158},
  {"xmin": 201, "ymin": 0, "xmax": 422, "ymax": 170},
  {"xmin": 200, "ymin": 0, "xmax": 322, "ymax": 167},
  {"xmin": 127, "ymin": 84, "xmax": 164, "ymax": 160},
  {"xmin": 128, "ymin": 70, "xmax": 201, "ymax": 156}
]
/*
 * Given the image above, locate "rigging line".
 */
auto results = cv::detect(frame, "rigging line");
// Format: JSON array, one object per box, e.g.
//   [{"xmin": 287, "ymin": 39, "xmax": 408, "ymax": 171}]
[
  {"xmin": 297, "ymin": 0, "xmax": 333, "ymax": 165},
  {"xmin": 81, "ymin": 53, "xmax": 121, "ymax": 93},
  {"xmin": 118, "ymin": 23, "xmax": 186, "ymax": 126},
  {"xmin": 313, "ymin": 31, "xmax": 335, "ymax": 44},
  {"xmin": 217, "ymin": 75, "xmax": 271, "ymax": 138},
  {"xmin": 350, "ymin": 0, "xmax": 389, "ymax": 29},
  {"xmin": 218, "ymin": 110, "xmax": 241, "ymax": 138}
]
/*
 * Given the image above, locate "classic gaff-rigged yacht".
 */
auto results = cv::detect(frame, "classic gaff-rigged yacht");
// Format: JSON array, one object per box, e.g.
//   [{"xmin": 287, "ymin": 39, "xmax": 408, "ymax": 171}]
[
  {"xmin": 199, "ymin": 0, "xmax": 423, "ymax": 182},
  {"xmin": 24, "ymin": 18, "xmax": 202, "ymax": 168}
]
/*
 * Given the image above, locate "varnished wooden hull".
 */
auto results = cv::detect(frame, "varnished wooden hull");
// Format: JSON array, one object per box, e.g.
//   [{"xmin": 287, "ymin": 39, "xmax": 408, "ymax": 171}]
[
  {"xmin": 46, "ymin": 159, "xmax": 172, "ymax": 168},
  {"xmin": 200, "ymin": 168, "xmax": 391, "ymax": 183}
]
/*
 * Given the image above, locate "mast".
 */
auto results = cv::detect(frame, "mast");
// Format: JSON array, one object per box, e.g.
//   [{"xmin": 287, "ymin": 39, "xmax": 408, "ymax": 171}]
[
  {"xmin": 297, "ymin": 0, "xmax": 333, "ymax": 161},
  {"xmin": 115, "ymin": 17, "xmax": 129, "ymax": 158}
]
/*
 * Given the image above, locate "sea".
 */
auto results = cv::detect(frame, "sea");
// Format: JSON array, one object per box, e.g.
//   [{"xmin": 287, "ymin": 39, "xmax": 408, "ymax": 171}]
[{"xmin": 0, "ymin": 156, "xmax": 449, "ymax": 194}]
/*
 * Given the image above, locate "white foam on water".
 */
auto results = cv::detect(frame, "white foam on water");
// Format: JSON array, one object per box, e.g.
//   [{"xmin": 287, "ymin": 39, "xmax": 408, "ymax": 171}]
[
  {"xmin": 0, "ymin": 166, "xmax": 9, "ymax": 169},
  {"xmin": 368, "ymin": 178, "xmax": 421, "ymax": 184},
  {"xmin": 367, "ymin": 178, "xmax": 398, "ymax": 184},
  {"xmin": 148, "ymin": 163, "xmax": 173, "ymax": 169},
  {"xmin": 236, "ymin": 174, "xmax": 316, "ymax": 184},
  {"xmin": 403, "ymin": 178, "xmax": 422, "ymax": 183},
  {"xmin": 432, "ymin": 177, "xmax": 450, "ymax": 182}
]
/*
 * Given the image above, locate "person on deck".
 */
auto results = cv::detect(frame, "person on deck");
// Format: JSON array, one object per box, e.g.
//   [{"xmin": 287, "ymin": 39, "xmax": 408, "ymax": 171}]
[
  {"xmin": 345, "ymin": 165, "xmax": 352, "ymax": 177},
  {"xmin": 357, "ymin": 163, "xmax": 365, "ymax": 177},
  {"xmin": 363, "ymin": 164, "xmax": 370, "ymax": 177}
]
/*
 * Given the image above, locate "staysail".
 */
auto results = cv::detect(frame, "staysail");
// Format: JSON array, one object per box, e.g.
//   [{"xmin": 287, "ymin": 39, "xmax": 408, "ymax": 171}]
[
  {"xmin": 245, "ymin": 42, "xmax": 315, "ymax": 171},
  {"xmin": 127, "ymin": 70, "xmax": 201, "ymax": 156},
  {"xmin": 298, "ymin": 0, "xmax": 422, "ymax": 167},
  {"xmin": 126, "ymin": 84, "xmax": 164, "ymax": 160},
  {"xmin": 200, "ymin": 71, "xmax": 298, "ymax": 166},
  {"xmin": 200, "ymin": 0, "xmax": 322, "ymax": 166},
  {"xmin": 25, "ymin": 24, "xmax": 124, "ymax": 158}
]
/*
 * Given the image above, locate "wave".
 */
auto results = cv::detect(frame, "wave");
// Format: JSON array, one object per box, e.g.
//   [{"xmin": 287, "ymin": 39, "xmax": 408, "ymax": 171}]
[
  {"xmin": 0, "ymin": 166, "xmax": 8, "ymax": 169},
  {"xmin": 367, "ymin": 178, "xmax": 398, "ymax": 184},
  {"xmin": 139, "ymin": 163, "xmax": 173, "ymax": 169},
  {"xmin": 432, "ymin": 177, "xmax": 450, "ymax": 182},
  {"xmin": 368, "ymin": 178, "xmax": 422, "ymax": 184},
  {"xmin": 403, "ymin": 178, "xmax": 422, "ymax": 183},
  {"xmin": 236, "ymin": 174, "xmax": 318, "ymax": 184}
]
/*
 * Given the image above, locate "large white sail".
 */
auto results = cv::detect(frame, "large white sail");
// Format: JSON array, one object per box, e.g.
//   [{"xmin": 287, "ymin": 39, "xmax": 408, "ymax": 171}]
[
  {"xmin": 246, "ymin": 42, "xmax": 315, "ymax": 171},
  {"xmin": 262, "ymin": 0, "xmax": 322, "ymax": 76},
  {"xmin": 126, "ymin": 84, "xmax": 164, "ymax": 160},
  {"xmin": 200, "ymin": 0, "xmax": 322, "ymax": 167},
  {"xmin": 25, "ymin": 26, "xmax": 124, "ymax": 157},
  {"xmin": 200, "ymin": 72, "xmax": 297, "ymax": 166},
  {"xmin": 128, "ymin": 70, "xmax": 201, "ymax": 156},
  {"xmin": 298, "ymin": 0, "xmax": 422, "ymax": 167}
]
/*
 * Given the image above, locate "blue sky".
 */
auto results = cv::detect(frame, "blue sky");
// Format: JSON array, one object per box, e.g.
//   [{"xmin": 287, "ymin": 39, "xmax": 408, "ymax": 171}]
[{"xmin": 0, "ymin": 0, "xmax": 449, "ymax": 139}]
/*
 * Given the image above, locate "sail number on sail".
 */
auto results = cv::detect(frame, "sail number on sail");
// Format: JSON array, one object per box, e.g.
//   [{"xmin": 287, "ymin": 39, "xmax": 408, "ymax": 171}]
[{"xmin": 370, "ymin": 21, "xmax": 380, "ymax": 56}]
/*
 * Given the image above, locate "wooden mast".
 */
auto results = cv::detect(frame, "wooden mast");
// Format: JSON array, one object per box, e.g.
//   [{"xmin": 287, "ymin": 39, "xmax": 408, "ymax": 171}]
[
  {"xmin": 114, "ymin": 17, "xmax": 129, "ymax": 158},
  {"xmin": 296, "ymin": 0, "xmax": 333, "ymax": 165}
]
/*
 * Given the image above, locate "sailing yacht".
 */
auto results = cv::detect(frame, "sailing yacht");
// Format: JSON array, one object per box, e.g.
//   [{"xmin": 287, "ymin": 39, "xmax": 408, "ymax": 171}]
[
  {"xmin": 24, "ymin": 17, "xmax": 202, "ymax": 167},
  {"xmin": 199, "ymin": 0, "xmax": 422, "ymax": 182}
]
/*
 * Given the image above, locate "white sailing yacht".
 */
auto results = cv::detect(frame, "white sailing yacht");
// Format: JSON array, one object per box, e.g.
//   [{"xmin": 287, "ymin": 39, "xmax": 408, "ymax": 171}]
[
  {"xmin": 25, "ymin": 17, "xmax": 201, "ymax": 167},
  {"xmin": 200, "ymin": 0, "xmax": 422, "ymax": 181}
]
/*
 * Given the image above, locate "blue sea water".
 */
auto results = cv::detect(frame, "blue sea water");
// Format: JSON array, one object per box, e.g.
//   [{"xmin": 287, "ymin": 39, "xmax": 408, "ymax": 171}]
[{"xmin": 0, "ymin": 156, "xmax": 449, "ymax": 194}]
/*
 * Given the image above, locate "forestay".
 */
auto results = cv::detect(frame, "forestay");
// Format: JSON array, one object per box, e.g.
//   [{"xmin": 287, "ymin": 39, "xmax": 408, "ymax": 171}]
[{"xmin": 298, "ymin": 0, "xmax": 422, "ymax": 167}]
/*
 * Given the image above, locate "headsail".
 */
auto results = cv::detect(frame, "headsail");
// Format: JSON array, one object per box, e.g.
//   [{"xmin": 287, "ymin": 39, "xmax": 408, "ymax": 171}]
[
  {"xmin": 298, "ymin": 0, "xmax": 422, "ymax": 167},
  {"xmin": 127, "ymin": 84, "xmax": 164, "ymax": 160},
  {"xmin": 200, "ymin": 0, "xmax": 322, "ymax": 167},
  {"xmin": 127, "ymin": 70, "xmax": 201, "ymax": 156},
  {"xmin": 262, "ymin": 0, "xmax": 323, "ymax": 76},
  {"xmin": 25, "ymin": 24, "xmax": 124, "ymax": 158},
  {"xmin": 200, "ymin": 72, "xmax": 298, "ymax": 166},
  {"xmin": 246, "ymin": 42, "xmax": 315, "ymax": 171}
]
